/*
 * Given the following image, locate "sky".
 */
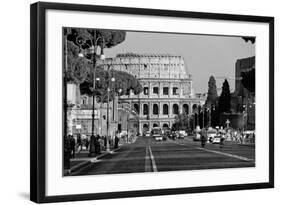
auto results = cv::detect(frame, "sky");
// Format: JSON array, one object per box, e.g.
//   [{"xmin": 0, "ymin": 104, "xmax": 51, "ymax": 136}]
[{"xmin": 104, "ymin": 31, "xmax": 255, "ymax": 93}]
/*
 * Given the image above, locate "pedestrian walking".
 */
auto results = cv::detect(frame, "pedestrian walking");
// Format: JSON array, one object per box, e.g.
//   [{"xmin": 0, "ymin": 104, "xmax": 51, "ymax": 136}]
[
  {"xmin": 64, "ymin": 135, "xmax": 71, "ymax": 169},
  {"xmin": 114, "ymin": 135, "xmax": 119, "ymax": 149},
  {"xmin": 93, "ymin": 136, "xmax": 99, "ymax": 154},
  {"xmin": 77, "ymin": 134, "xmax": 82, "ymax": 153},
  {"xmin": 70, "ymin": 135, "xmax": 76, "ymax": 158},
  {"xmin": 200, "ymin": 133, "xmax": 207, "ymax": 148},
  {"xmin": 219, "ymin": 135, "xmax": 225, "ymax": 148},
  {"xmin": 97, "ymin": 135, "xmax": 101, "ymax": 154},
  {"xmin": 103, "ymin": 136, "xmax": 107, "ymax": 150},
  {"xmin": 85, "ymin": 138, "xmax": 89, "ymax": 150},
  {"xmin": 200, "ymin": 129, "xmax": 208, "ymax": 148}
]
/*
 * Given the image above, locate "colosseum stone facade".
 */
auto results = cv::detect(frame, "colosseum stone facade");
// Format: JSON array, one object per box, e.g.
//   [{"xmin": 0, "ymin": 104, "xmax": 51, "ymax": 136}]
[{"xmin": 100, "ymin": 53, "xmax": 206, "ymax": 135}]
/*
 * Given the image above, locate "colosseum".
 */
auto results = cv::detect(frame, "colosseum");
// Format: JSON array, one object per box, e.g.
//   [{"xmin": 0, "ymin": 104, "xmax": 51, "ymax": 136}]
[{"xmin": 100, "ymin": 53, "xmax": 206, "ymax": 135}]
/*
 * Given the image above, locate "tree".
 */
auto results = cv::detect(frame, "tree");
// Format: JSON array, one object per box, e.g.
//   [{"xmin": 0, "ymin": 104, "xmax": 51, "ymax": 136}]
[
  {"xmin": 80, "ymin": 67, "xmax": 143, "ymax": 102},
  {"xmin": 66, "ymin": 28, "xmax": 126, "ymax": 55},
  {"xmin": 64, "ymin": 39, "xmax": 90, "ymax": 84},
  {"xmin": 205, "ymin": 76, "xmax": 218, "ymax": 107},
  {"xmin": 218, "ymin": 79, "xmax": 231, "ymax": 114},
  {"xmin": 64, "ymin": 28, "xmax": 142, "ymax": 100},
  {"xmin": 174, "ymin": 113, "xmax": 189, "ymax": 130},
  {"xmin": 64, "ymin": 28, "xmax": 127, "ymax": 83}
]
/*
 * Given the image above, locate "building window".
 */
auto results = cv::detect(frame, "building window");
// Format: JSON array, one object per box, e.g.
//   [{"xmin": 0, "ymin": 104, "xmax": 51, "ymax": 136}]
[
  {"xmin": 173, "ymin": 87, "xmax": 179, "ymax": 95},
  {"xmin": 163, "ymin": 87, "xmax": 169, "ymax": 95},
  {"xmin": 153, "ymin": 87, "xmax": 159, "ymax": 94},
  {"xmin": 173, "ymin": 104, "xmax": 179, "ymax": 114},
  {"xmin": 81, "ymin": 97, "xmax": 88, "ymax": 105},
  {"xmin": 143, "ymin": 104, "xmax": 149, "ymax": 115},
  {"xmin": 163, "ymin": 104, "xmax": 169, "ymax": 115},
  {"xmin": 153, "ymin": 104, "xmax": 159, "ymax": 115},
  {"xmin": 143, "ymin": 87, "xmax": 149, "ymax": 95},
  {"xmin": 183, "ymin": 104, "xmax": 189, "ymax": 114}
]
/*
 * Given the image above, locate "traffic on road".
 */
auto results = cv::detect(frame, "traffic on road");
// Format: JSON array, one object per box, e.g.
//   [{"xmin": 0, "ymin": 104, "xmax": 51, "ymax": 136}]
[{"xmin": 70, "ymin": 127, "xmax": 255, "ymax": 176}]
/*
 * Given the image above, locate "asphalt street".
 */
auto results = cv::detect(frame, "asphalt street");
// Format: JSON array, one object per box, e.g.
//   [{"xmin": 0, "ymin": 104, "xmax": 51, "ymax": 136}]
[{"xmin": 76, "ymin": 136, "xmax": 255, "ymax": 176}]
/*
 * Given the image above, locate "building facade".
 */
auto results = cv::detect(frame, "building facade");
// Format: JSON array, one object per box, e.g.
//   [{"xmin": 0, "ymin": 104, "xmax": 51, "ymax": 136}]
[
  {"xmin": 66, "ymin": 83, "xmax": 118, "ymax": 137},
  {"xmin": 233, "ymin": 56, "xmax": 255, "ymax": 130},
  {"xmin": 100, "ymin": 53, "xmax": 206, "ymax": 135}
]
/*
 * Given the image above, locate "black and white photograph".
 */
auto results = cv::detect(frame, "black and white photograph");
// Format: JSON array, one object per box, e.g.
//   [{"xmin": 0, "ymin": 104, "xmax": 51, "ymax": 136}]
[{"xmin": 63, "ymin": 27, "xmax": 256, "ymax": 176}]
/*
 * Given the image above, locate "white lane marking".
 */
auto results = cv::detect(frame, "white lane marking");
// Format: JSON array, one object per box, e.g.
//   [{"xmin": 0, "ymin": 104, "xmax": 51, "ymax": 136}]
[
  {"xmin": 148, "ymin": 146, "xmax": 158, "ymax": 172},
  {"xmin": 169, "ymin": 140, "xmax": 253, "ymax": 162},
  {"xmin": 145, "ymin": 146, "xmax": 151, "ymax": 172},
  {"xmin": 197, "ymin": 147, "xmax": 254, "ymax": 162}
]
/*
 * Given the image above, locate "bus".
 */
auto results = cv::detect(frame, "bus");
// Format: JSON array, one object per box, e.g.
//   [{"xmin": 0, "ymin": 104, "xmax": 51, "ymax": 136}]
[{"xmin": 151, "ymin": 127, "xmax": 163, "ymax": 141}]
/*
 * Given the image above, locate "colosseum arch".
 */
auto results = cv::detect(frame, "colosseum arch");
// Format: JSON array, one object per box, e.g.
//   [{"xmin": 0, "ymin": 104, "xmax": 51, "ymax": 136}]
[
  {"xmin": 163, "ymin": 104, "xmax": 169, "ymax": 115},
  {"xmin": 162, "ymin": 123, "xmax": 169, "ymax": 130},
  {"xmin": 183, "ymin": 104, "xmax": 189, "ymax": 114},
  {"xmin": 142, "ymin": 123, "xmax": 149, "ymax": 134},
  {"xmin": 153, "ymin": 104, "xmax": 159, "ymax": 115},
  {"xmin": 173, "ymin": 104, "xmax": 179, "ymax": 114},
  {"xmin": 143, "ymin": 104, "xmax": 149, "ymax": 115},
  {"xmin": 192, "ymin": 104, "xmax": 198, "ymax": 113},
  {"xmin": 153, "ymin": 123, "xmax": 159, "ymax": 127}
]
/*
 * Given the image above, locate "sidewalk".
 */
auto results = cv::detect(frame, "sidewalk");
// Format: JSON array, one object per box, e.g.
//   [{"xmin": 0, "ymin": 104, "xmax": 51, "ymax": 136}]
[
  {"xmin": 64, "ymin": 136, "xmax": 139, "ymax": 176},
  {"xmin": 64, "ymin": 147, "xmax": 121, "ymax": 176}
]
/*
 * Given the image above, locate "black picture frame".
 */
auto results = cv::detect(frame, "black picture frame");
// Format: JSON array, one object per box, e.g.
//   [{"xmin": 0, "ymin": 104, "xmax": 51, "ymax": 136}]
[{"xmin": 30, "ymin": 1, "xmax": 274, "ymax": 203}]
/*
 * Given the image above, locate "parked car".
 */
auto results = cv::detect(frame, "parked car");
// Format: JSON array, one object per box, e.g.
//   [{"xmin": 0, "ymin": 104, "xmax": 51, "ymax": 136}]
[
  {"xmin": 145, "ymin": 133, "xmax": 150, "ymax": 137},
  {"xmin": 178, "ymin": 130, "xmax": 187, "ymax": 139},
  {"xmin": 206, "ymin": 128, "xmax": 217, "ymax": 143},
  {"xmin": 212, "ymin": 135, "xmax": 221, "ymax": 144},
  {"xmin": 242, "ymin": 130, "xmax": 255, "ymax": 143},
  {"xmin": 212, "ymin": 131, "xmax": 225, "ymax": 144}
]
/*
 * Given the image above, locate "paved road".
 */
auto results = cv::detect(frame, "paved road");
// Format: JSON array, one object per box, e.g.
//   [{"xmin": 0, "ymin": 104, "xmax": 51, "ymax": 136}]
[{"xmin": 77, "ymin": 136, "xmax": 255, "ymax": 176}]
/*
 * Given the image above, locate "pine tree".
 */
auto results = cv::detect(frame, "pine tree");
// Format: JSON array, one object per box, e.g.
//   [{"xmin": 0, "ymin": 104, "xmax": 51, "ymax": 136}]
[
  {"xmin": 205, "ymin": 76, "xmax": 218, "ymax": 108},
  {"xmin": 64, "ymin": 28, "xmax": 143, "ymax": 101},
  {"xmin": 218, "ymin": 79, "xmax": 231, "ymax": 113}
]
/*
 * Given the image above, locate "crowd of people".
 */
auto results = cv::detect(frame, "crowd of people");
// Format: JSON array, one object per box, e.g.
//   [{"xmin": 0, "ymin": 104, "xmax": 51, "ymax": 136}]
[
  {"xmin": 198, "ymin": 127, "xmax": 255, "ymax": 148},
  {"xmin": 64, "ymin": 132, "xmax": 138, "ymax": 159}
]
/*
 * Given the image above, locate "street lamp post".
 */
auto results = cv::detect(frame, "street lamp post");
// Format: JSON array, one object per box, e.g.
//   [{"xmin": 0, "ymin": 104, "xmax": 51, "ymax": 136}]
[
  {"xmin": 114, "ymin": 88, "xmax": 122, "ymax": 135},
  {"xmin": 76, "ymin": 32, "xmax": 105, "ymax": 156},
  {"xmin": 106, "ymin": 86, "xmax": 110, "ymax": 151},
  {"xmin": 106, "ymin": 65, "xmax": 116, "ymax": 152},
  {"xmin": 193, "ymin": 114, "xmax": 195, "ymax": 130},
  {"xmin": 202, "ymin": 107, "xmax": 205, "ymax": 128}
]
